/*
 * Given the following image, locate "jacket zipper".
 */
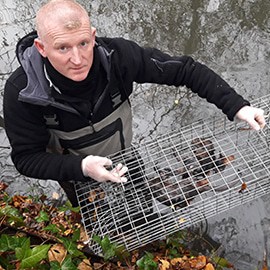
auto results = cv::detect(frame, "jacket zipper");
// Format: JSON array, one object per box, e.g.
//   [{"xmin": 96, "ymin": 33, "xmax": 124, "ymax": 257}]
[{"xmin": 89, "ymin": 112, "xmax": 96, "ymax": 133}]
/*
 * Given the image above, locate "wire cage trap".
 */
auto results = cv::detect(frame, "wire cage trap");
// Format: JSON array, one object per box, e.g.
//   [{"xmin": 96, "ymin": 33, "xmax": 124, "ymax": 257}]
[{"xmin": 75, "ymin": 94, "xmax": 270, "ymax": 255}]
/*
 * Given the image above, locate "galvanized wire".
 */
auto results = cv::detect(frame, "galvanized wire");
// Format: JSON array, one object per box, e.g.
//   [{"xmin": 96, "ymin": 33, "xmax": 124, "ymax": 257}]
[{"xmin": 75, "ymin": 94, "xmax": 270, "ymax": 255}]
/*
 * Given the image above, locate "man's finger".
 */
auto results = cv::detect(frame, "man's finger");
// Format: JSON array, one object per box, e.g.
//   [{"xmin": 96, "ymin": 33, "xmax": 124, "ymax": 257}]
[
  {"xmin": 103, "ymin": 157, "xmax": 113, "ymax": 167},
  {"xmin": 111, "ymin": 163, "xmax": 128, "ymax": 176},
  {"xmin": 118, "ymin": 165, "xmax": 128, "ymax": 176},
  {"xmin": 247, "ymin": 120, "xmax": 260, "ymax": 131},
  {"xmin": 256, "ymin": 115, "xmax": 266, "ymax": 129},
  {"xmin": 109, "ymin": 173, "xmax": 128, "ymax": 183}
]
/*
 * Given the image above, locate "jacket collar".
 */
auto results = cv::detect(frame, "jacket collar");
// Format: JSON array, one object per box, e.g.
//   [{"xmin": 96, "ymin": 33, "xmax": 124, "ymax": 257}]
[{"xmin": 16, "ymin": 32, "xmax": 113, "ymax": 115}]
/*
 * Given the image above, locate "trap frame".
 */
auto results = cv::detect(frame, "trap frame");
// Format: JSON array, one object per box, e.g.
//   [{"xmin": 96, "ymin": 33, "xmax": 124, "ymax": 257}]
[{"xmin": 75, "ymin": 94, "xmax": 270, "ymax": 255}]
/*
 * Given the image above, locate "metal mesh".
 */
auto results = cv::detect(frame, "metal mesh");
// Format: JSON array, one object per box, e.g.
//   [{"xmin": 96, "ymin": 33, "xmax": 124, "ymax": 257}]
[{"xmin": 75, "ymin": 94, "xmax": 270, "ymax": 255}]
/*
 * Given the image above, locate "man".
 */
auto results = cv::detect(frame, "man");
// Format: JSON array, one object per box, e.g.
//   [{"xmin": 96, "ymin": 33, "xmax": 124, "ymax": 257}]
[{"xmin": 3, "ymin": 0, "xmax": 265, "ymax": 206}]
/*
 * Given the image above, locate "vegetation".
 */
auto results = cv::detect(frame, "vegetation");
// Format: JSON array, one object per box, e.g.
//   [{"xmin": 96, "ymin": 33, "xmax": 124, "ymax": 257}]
[{"xmin": 0, "ymin": 181, "xmax": 239, "ymax": 270}]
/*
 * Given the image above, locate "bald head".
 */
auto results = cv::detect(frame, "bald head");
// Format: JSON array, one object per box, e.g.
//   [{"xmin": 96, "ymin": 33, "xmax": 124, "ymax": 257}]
[{"xmin": 36, "ymin": 0, "xmax": 90, "ymax": 39}]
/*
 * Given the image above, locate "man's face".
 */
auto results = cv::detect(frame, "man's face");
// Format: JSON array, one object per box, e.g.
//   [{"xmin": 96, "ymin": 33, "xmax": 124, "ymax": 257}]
[{"xmin": 35, "ymin": 22, "xmax": 96, "ymax": 82}]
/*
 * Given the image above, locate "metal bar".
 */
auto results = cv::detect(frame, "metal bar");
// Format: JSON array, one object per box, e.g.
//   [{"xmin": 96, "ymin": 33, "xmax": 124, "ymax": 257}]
[{"xmin": 75, "ymin": 94, "xmax": 270, "ymax": 255}]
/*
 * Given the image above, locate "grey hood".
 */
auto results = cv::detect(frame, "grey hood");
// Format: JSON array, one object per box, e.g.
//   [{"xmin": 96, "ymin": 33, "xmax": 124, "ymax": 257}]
[{"xmin": 16, "ymin": 31, "xmax": 81, "ymax": 114}]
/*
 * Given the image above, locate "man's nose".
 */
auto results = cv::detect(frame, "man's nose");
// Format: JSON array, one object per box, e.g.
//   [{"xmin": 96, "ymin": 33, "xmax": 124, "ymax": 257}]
[{"xmin": 70, "ymin": 47, "xmax": 82, "ymax": 64}]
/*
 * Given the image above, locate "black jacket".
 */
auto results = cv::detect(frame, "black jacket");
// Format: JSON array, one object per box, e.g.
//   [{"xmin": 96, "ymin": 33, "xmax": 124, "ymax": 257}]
[{"xmin": 3, "ymin": 31, "xmax": 249, "ymax": 182}]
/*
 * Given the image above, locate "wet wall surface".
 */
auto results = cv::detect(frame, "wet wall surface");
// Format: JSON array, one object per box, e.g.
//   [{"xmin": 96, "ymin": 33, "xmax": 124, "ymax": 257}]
[{"xmin": 0, "ymin": 0, "xmax": 270, "ymax": 269}]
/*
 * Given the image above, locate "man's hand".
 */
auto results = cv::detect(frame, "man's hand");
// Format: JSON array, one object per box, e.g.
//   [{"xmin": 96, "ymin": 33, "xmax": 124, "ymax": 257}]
[
  {"xmin": 235, "ymin": 106, "xmax": 266, "ymax": 130},
  {"xmin": 81, "ymin": 155, "xmax": 128, "ymax": 183}
]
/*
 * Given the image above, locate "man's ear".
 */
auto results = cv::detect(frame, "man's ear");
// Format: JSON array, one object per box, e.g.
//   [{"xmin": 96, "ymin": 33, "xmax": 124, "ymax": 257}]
[
  {"xmin": 34, "ymin": 38, "xmax": 47, "ymax": 57},
  {"xmin": 91, "ymin": 27, "xmax": 96, "ymax": 48}
]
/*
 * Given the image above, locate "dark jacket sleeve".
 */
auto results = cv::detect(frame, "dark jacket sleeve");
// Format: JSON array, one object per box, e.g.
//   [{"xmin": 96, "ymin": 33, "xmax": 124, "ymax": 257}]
[
  {"xmin": 107, "ymin": 38, "xmax": 250, "ymax": 121},
  {"xmin": 3, "ymin": 68, "xmax": 89, "ymax": 182}
]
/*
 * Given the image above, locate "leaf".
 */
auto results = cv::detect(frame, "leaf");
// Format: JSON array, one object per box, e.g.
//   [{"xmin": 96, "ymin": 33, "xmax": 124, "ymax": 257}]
[
  {"xmin": 0, "ymin": 205, "xmax": 24, "ymax": 226},
  {"xmin": 50, "ymin": 261, "xmax": 62, "ymax": 270},
  {"xmin": 136, "ymin": 252, "xmax": 158, "ymax": 270},
  {"xmin": 167, "ymin": 248, "xmax": 179, "ymax": 257},
  {"xmin": 170, "ymin": 257, "xmax": 183, "ymax": 266},
  {"xmin": 77, "ymin": 259, "xmax": 93, "ymax": 270},
  {"xmin": 88, "ymin": 190, "xmax": 97, "ymax": 203},
  {"xmin": 61, "ymin": 238, "xmax": 84, "ymax": 258},
  {"xmin": 19, "ymin": 244, "xmax": 51, "ymax": 269},
  {"xmin": 43, "ymin": 224, "xmax": 61, "ymax": 234},
  {"xmin": 52, "ymin": 192, "xmax": 60, "ymax": 200},
  {"xmin": 35, "ymin": 210, "xmax": 50, "ymax": 222},
  {"xmin": 0, "ymin": 254, "xmax": 12, "ymax": 269},
  {"xmin": 48, "ymin": 244, "xmax": 67, "ymax": 264},
  {"xmin": 114, "ymin": 245, "xmax": 130, "ymax": 262},
  {"xmin": 205, "ymin": 263, "xmax": 215, "ymax": 270},
  {"xmin": 212, "ymin": 256, "xmax": 234, "ymax": 268},
  {"xmin": 100, "ymin": 236, "xmax": 118, "ymax": 260},
  {"xmin": 189, "ymin": 255, "xmax": 206, "ymax": 269},
  {"xmin": 159, "ymin": 259, "xmax": 170, "ymax": 270},
  {"xmin": 92, "ymin": 235, "xmax": 101, "ymax": 245},
  {"xmin": 103, "ymin": 246, "xmax": 116, "ymax": 261},
  {"xmin": 92, "ymin": 235, "xmax": 128, "ymax": 261},
  {"xmin": 58, "ymin": 201, "xmax": 80, "ymax": 213},
  {"xmin": 15, "ymin": 238, "xmax": 31, "ymax": 260},
  {"xmin": 0, "ymin": 234, "xmax": 22, "ymax": 252},
  {"xmin": 12, "ymin": 195, "xmax": 28, "ymax": 208},
  {"xmin": 71, "ymin": 228, "xmax": 81, "ymax": 242},
  {"xmin": 60, "ymin": 256, "xmax": 78, "ymax": 270},
  {"xmin": 0, "ymin": 182, "xmax": 8, "ymax": 191},
  {"xmin": 100, "ymin": 235, "xmax": 111, "ymax": 250}
]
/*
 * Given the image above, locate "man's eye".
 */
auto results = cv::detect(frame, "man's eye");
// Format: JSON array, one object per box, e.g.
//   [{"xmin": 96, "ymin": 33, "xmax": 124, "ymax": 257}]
[
  {"xmin": 59, "ymin": 46, "xmax": 68, "ymax": 52},
  {"xmin": 80, "ymin": 41, "xmax": 88, "ymax": 47}
]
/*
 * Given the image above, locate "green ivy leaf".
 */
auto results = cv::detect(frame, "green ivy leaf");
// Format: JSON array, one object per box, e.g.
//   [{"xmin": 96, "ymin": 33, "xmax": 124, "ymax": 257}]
[
  {"xmin": 0, "ymin": 254, "xmax": 13, "ymax": 270},
  {"xmin": 35, "ymin": 210, "xmax": 50, "ymax": 222},
  {"xmin": 92, "ymin": 235, "xmax": 101, "ymax": 245},
  {"xmin": 114, "ymin": 245, "xmax": 130, "ymax": 262},
  {"xmin": 61, "ymin": 256, "xmax": 78, "ymax": 270},
  {"xmin": 61, "ymin": 238, "xmax": 84, "ymax": 258},
  {"xmin": 92, "ymin": 235, "xmax": 128, "ymax": 261},
  {"xmin": 50, "ymin": 261, "xmax": 62, "ymax": 270},
  {"xmin": 71, "ymin": 228, "xmax": 80, "ymax": 242},
  {"xmin": 0, "ymin": 205, "xmax": 25, "ymax": 226},
  {"xmin": 0, "ymin": 234, "xmax": 20, "ymax": 252},
  {"xmin": 168, "ymin": 248, "xmax": 179, "ymax": 258},
  {"xmin": 43, "ymin": 224, "xmax": 61, "ymax": 234},
  {"xmin": 100, "ymin": 236, "xmax": 111, "ymax": 251},
  {"xmin": 136, "ymin": 252, "xmax": 158, "ymax": 270},
  {"xmin": 58, "ymin": 201, "xmax": 80, "ymax": 213},
  {"xmin": 18, "ymin": 244, "xmax": 51, "ymax": 269},
  {"xmin": 0, "ymin": 234, "xmax": 30, "ymax": 259},
  {"xmin": 103, "ymin": 246, "xmax": 116, "ymax": 261},
  {"xmin": 96, "ymin": 235, "xmax": 116, "ymax": 260},
  {"xmin": 15, "ymin": 238, "xmax": 31, "ymax": 260},
  {"xmin": 50, "ymin": 256, "xmax": 78, "ymax": 270}
]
